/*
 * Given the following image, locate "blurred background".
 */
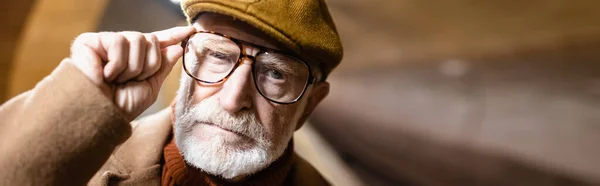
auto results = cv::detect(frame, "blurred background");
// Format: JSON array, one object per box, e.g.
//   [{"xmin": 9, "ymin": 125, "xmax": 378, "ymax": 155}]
[{"xmin": 1, "ymin": 0, "xmax": 600, "ymax": 185}]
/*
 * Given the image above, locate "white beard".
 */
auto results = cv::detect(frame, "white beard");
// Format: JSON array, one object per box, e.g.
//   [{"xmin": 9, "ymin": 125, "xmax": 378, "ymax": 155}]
[{"xmin": 173, "ymin": 78, "xmax": 290, "ymax": 179}]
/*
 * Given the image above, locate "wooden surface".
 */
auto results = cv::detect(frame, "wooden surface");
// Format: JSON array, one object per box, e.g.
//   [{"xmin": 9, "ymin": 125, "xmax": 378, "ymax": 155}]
[
  {"xmin": 312, "ymin": 49, "xmax": 600, "ymax": 185},
  {"xmin": 7, "ymin": 0, "xmax": 110, "ymax": 98},
  {"xmin": 311, "ymin": 0, "xmax": 600, "ymax": 185},
  {"xmin": 0, "ymin": 0, "xmax": 36, "ymax": 103},
  {"xmin": 327, "ymin": 0, "xmax": 600, "ymax": 72}
]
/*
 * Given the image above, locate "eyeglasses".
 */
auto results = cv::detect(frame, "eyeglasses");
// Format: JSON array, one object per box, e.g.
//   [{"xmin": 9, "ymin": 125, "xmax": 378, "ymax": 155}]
[{"xmin": 181, "ymin": 31, "xmax": 316, "ymax": 104}]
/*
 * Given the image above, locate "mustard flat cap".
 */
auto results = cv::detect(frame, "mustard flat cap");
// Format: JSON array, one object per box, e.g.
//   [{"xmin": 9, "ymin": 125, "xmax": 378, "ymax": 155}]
[{"xmin": 181, "ymin": 0, "xmax": 343, "ymax": 79}]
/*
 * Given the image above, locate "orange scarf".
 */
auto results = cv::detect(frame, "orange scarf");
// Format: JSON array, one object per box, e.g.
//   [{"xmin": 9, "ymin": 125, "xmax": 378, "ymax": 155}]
[{"xmin": 161, "ymin": 103, "xmax": 295, "ymax": 186}]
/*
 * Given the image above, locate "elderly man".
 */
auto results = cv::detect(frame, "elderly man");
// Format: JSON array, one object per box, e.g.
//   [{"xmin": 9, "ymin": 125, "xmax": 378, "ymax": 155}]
[{"xmin": 0, "ymin": 0, "xmax": 342, "ymax": 185}]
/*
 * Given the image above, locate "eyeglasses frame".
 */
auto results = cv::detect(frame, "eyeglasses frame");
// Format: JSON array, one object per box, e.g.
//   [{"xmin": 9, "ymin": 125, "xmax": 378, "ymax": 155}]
[{"xmin": 180, "ymin": 30, "xmax": 317, "ymax": 105}]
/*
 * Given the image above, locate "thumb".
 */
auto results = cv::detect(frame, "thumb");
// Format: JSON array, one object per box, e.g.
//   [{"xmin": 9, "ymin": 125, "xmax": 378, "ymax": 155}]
[{"xmin": 148, "ymin": 45, "xmax": 183, "ymax": 89}]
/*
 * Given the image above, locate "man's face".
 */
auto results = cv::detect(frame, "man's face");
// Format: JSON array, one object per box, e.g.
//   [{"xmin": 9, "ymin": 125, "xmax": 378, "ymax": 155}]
[{"xmin": 173, "ymin": 13, "xmax": 329, "ymax": 179}]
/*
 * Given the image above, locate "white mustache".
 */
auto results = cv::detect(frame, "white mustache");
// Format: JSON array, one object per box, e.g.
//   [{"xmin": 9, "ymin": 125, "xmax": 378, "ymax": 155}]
[{"xmin": 179, "ymin": 96, "xmax": 268, "ymax": 144}]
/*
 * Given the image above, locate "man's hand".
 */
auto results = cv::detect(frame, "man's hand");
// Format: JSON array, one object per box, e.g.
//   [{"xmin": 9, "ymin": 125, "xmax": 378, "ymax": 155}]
[{"xmin": 70, "ymin": 26, "xmax": 196, "ymax": 121}]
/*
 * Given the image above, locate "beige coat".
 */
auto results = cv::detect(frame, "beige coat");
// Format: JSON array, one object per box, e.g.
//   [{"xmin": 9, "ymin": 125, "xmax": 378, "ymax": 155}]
[{"xmin": 0, "ymin": 59, "xmax": 328, "ymax": 186}]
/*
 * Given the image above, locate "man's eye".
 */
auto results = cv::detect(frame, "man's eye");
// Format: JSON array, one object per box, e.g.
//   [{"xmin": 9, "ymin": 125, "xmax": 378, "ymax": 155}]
[
  {"xmin": 209, "ymin": 51, "xmax": 229, "ymax": 60},
  {"xmin": 267, "ymin": 69, "xmax": 284, "ymax": 80}
]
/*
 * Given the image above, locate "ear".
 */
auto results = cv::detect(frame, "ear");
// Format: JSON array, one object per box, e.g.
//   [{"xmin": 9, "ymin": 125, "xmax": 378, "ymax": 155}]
[{"xmin": 295, "ymin": 81, "xmax": 330, "ymax": 130}]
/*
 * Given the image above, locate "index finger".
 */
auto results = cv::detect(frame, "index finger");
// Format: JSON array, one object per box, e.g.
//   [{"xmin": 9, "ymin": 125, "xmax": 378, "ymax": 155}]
[{"xmin": 151, "ymin": 26, "xmax": 196, "ymax": 48}]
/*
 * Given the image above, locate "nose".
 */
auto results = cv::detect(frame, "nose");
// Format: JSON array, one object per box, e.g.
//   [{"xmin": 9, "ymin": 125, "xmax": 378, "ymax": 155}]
[{"xmin": 218, "ymin": 57, "xmax": 253, "ymax": 114}]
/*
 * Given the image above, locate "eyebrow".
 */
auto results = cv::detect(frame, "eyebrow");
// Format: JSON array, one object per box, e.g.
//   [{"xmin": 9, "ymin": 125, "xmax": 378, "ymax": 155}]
[
  {"xmin": 193, "ymin": 38, "xmax": 239, "ymax": 55},
  {"xmin": 259, "ymin": 55, "xmax": 302, "ymax": 76}
]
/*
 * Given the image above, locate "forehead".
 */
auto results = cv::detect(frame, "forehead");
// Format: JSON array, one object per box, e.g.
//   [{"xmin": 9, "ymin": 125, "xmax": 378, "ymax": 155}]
[{"xmin": 192, "ymin": 13, "xmax": 284, "ymax": 51}]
